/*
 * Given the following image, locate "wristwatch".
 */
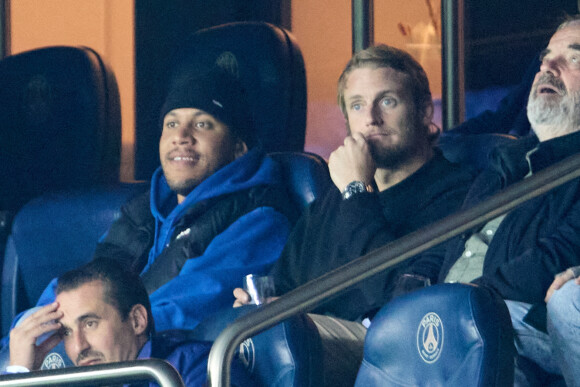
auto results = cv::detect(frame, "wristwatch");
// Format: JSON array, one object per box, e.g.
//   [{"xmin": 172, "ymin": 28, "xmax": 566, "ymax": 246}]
[{"xmin": 341, "ymin": 180, "xmax": 373, "ymax": 200}]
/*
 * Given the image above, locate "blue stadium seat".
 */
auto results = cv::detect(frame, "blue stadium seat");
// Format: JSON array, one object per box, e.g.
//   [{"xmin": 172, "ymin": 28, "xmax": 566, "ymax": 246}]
[
  {"xmin": 355, "ymin": 283, "xmax": 515, "ymax": 387},
  {"xmin": 0, "ymin": 46, "xmax": 121, "ymax": 213},
  {"xmin": 1, "ymin": 184, "xmax": 147, "ymax": 337},
  {"xmin": 0, "ymin": 45, "xmax": 123, "ymax": 317},
  {"xmin": 438, "ymin": 132, "xmax": 517, "ymax": 172},
  {"xmin": 192, "ymin": 305, "xmax": 323, "ymax": 387},
  {"xmin": 268, "ymin": 152, "xmax": 331, "ymax": 210}
]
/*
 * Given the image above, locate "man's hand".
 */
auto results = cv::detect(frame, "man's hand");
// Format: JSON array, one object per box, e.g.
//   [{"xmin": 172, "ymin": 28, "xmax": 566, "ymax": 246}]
[
  {"xmin": 233, "ymin": 288, "xmax": 251, "ymax": 307},
  {"xmin": 233, "ymin": 288, "xmax": 279, "ymax": 307},
  {"xmin": 9, "ymin": 302, "xmax": 63, "ymax": 371},
  {"xmin": 328, "ymin": 132, "xmax": 376, "ymax": 192},
  {"xmin": 545, "ymin": 268, "xmax": 580, "ymax": 303}
]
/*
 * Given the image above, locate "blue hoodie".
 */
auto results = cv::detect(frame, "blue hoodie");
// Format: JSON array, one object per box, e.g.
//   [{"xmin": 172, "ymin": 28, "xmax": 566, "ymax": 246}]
[{"xmin": 144, "ymin": 148, "xmax": 292, "ymax": 331}]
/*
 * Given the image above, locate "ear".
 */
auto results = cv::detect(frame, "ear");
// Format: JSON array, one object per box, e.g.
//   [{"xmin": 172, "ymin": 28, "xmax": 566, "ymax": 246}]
[
  {"xmin": 129, "ymin": 304, "xmax": 148, "ymax": 336},
  {"xmin": 234, "ymin": 140, "xmax": 248, "ymax": 159},
  {"xmin": 422, "ymin": 101, "xmax": 434, "ymax": 126},
  {"xmin": 422, "ymin": 102, "xmax": 439, "ymax": 137}
]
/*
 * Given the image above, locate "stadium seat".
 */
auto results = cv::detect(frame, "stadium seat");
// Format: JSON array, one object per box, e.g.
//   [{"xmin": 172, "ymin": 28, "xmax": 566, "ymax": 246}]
[
  {"xmin": 192, "ymin": 305, "xmax": 323, "ymax": 387},
  {"xmin": 1, "ymin": 184, "xmax": 148, "ymax": 337},
  {"xmin": 355, "ymin": 283, "xmax": 515, "ymax": 387},
  {"xmin": 438, "ymin": 132, "xmax": 517, "ymax": 172},
  {"xmin": 0, "ymin": 45, "xmax": 122, "ymax": 304},
  {"xmin": 268, "ymin": 152, "xmax": 331, "ymax": 210},
  {"xmin": 0, "ymin": 45, "xmax": 124, "ymax": 336},
  {"xmin": 0, "ymin": 45, "xmax": 121, "ymax": 213}
]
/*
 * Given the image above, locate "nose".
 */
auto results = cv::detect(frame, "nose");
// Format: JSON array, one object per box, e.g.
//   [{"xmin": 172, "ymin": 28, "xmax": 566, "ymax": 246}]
[
  {"xmin": 70, "ymin": 331, "xmax": 90, "ymax": 358},
  {"xmin": 366, "ymin": 102, "xmax": 384, "ymax": 127},
  {"xmin": 171, "ymin": 122, "xmax": 196, "ymax": 145},
  {"xmin": 540, "ymin": 56, "xmax": 562, "ymax": 77}
]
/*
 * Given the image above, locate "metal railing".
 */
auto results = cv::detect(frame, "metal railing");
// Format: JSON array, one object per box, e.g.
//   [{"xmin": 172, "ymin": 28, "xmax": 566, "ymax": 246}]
[
  {"xmin": 208, "ymin": 151, "xmax": 580, "ymax": 386},
  {"xmin": 352, "ymin": 0, "xmax": 374, "ymax": 53},
  {"xmin": 0, "ymin": 359, "xmax": 184, "ymax": 387},
  {"xmin": 442, "ymin": 0, "xmax": 465, "ymax": 130}
]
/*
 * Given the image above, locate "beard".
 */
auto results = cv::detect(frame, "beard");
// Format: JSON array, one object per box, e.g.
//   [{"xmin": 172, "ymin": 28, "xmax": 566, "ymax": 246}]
[
  {"xmin": 527, "ymin": 73, "xmax": 580, "ymax": 139},
  {"xmin": 165, "ymin": 177, "xmax": 200, "ymax": 197},
  {"xmin": 368, "ymin": 114, "xmax": 427, "ymax": 169}
]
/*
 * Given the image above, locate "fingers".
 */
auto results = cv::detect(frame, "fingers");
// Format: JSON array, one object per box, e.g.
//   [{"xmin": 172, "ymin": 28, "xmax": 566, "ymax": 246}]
[
  {"xmin": 233, "ymin": 288, "xmax": 251, "ymax": 308},
  {"xmin": 9, "ymin": 303, "xmax": 63, "ymax": 370},
  {"xmin": 329, "ymin": 134, "xmax": 376, "ymax": 191},
  {"xmin": 11, "ymin": 304, "xmax": 62, "ymax": 345},
  {"xmin": 545, "ymin": 269, "xmax": 577, "ymax": 303}
]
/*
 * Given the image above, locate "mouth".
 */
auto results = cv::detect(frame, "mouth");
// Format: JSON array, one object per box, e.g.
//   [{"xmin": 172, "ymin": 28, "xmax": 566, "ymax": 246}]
[
  {"xmin": 166, "ymin": 150, "xmax": 200, "ymax": 164},
  {"xmin": 365, "ymin": 131, "xmax": 393, "ymax": 139},
  {"xmin": 537, "ymin": 84, "xmax": 561, "ymax": 95},
  {"xmin": 78, "ymin": 358, "xmax": 103, "ymax": 367}
]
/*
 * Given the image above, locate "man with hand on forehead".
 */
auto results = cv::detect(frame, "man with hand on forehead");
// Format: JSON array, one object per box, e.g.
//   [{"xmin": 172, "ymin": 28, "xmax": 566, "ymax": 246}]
[{"xmin": 6, "ymin": 259, "xmax": 252, "ymax": 386}]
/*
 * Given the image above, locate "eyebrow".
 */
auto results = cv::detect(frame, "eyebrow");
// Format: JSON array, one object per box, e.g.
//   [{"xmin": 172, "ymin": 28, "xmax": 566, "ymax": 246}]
[
  {"xmin": 77, "ymin": 313, "xmax": 101, "ymax": 322},
  {"xmin": 347, "ymin": 90, "xmax": 398, "ymax": 102},
  {"xmin": 61, "ymin": 312, "xmax": 101, "ymax": 329},
  {"xmin": 540, "ymin": 44, "xmax": 580, "ymax": 61}
]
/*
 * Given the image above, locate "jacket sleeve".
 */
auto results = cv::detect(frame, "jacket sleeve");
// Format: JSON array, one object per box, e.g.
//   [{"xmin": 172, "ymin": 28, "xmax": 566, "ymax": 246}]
[
  {"xmin": 474, "ymin": 198, "xmax": 580, "ymax": 304},
  {"xmin": 149, "ymin": 207, "xmax": 291, "ymax": 331}
]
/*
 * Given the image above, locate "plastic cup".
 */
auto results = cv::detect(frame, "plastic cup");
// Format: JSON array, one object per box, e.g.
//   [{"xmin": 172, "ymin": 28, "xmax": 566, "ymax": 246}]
[{"xmin": 243, "ymin": 274, "xmax": 275, "ymax": 305}]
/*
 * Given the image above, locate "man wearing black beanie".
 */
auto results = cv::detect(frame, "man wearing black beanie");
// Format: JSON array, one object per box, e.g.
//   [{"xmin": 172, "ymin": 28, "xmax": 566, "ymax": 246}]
[
  {"xmin": 21, "ymin": 55, "xmax": 297, "ymax": 336},
  {"xmin": 91, "ymin": 60, "xmax": 295, "ymax": 332}
]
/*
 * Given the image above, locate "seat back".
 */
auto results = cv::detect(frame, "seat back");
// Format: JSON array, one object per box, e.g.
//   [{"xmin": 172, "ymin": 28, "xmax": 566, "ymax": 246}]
[
  {"xmin": 192, "ymin": 305, "xmax": 323, "ymax": 387},
  {"xmin": 1, "ymin": 184, "xmax": 147, "ymax": 336},
  {"xmin": 0, "ymin": 45, "xmax": 121, "ymax": 212},
  {"xmin": 135, "ymin": 21, "xmax": 307, "ymax": 177},
  {"xmin": 355, "ymin": 283, "xmax": 514, "ymax": 387},
  {"xmin": 176, "ymin": 21, "xmax": 306, "ymax": 152},
  {"xmin": 438, "ymin": 132, "xmax": 517, "ymax": 172},
  {"xmin": 268, "ymin": 152, "xmax": 331, "ymax": 210}
]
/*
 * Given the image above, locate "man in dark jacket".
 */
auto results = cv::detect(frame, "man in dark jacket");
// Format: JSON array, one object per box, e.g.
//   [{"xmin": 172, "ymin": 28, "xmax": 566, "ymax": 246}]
[
  {"xmin": 235, "ymin": 44, "xmax": 475, "ymax": 386},
  {"xmin": 439, "ymin": 16, "xmax": 580, "ymax": 386}
]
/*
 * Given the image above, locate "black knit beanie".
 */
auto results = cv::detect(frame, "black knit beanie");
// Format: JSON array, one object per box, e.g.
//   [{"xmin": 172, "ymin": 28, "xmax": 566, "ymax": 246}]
[{"xmin": 160, "ymin": 66, "xmax": 256, "ymax": 148}]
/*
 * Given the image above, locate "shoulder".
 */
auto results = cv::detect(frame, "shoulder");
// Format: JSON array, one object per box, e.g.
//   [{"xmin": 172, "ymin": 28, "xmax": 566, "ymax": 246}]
[
  {"xmin": 151, "ymin": 331, "xmax": 212, "ymax": 367},
  {"xmin": 120, "ymin": 190, "xmax": 153, "ymax": 224}
]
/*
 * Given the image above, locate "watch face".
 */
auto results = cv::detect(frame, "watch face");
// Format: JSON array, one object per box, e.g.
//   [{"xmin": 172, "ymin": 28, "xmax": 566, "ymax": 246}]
[{"xmin": 342, "ymin": 180, "xmax": 368, "ymax": 200}]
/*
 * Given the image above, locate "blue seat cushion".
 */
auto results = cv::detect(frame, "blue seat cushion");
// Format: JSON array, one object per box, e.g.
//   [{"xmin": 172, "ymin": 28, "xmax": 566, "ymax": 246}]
[{"xmin": 355, "ymin": 283, "xmax": 514, "ymax": 387}]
